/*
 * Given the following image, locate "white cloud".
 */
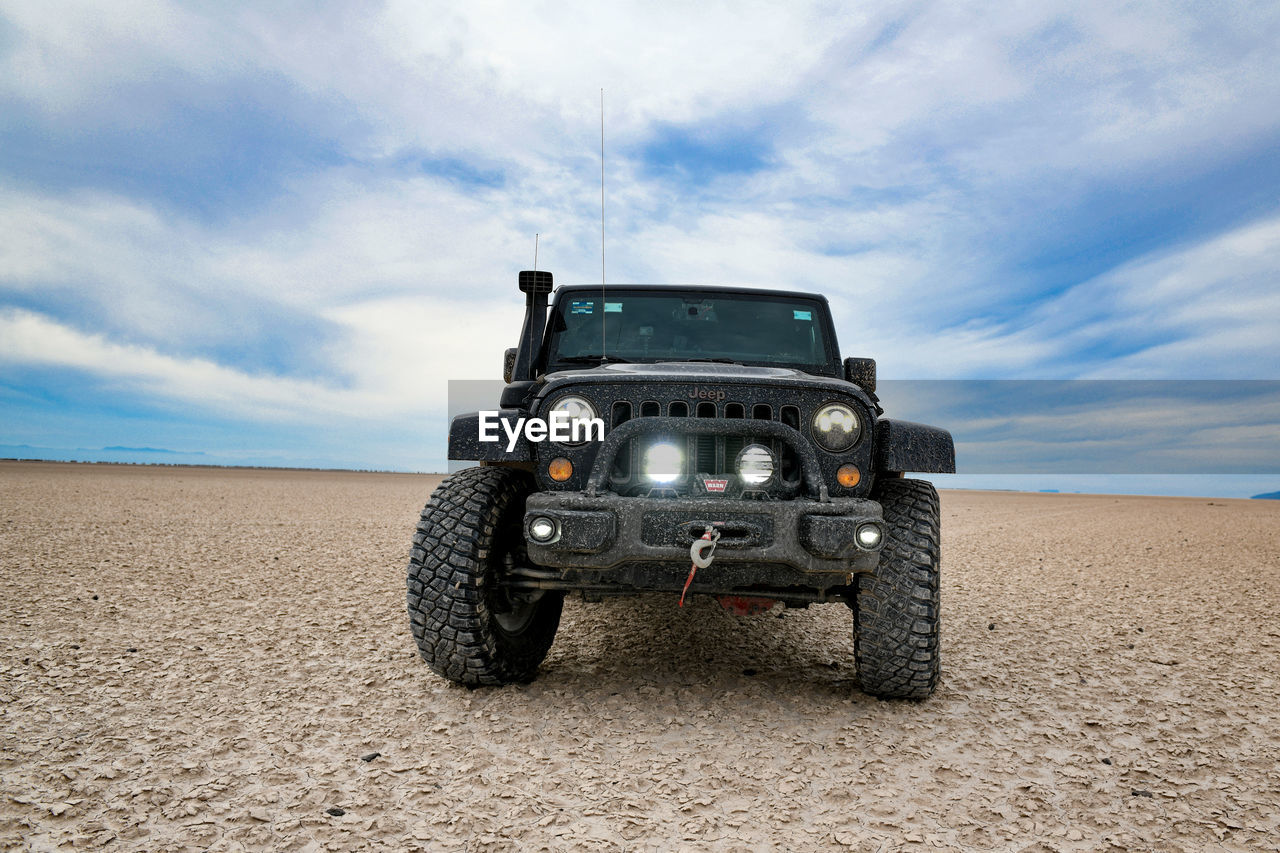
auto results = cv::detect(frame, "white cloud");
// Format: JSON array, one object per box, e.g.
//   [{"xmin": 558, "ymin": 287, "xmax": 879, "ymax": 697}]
[
  {"xmin": 0, "ymin": 174, "xmax": 538, "ymax": 351},
  {"xmin": 1023, "ymin": 214, "xmax": 1280, "ymax": 378},
  {"xmin": 0, "ymin": 308, "xmax": 378, "ymax": 417},
  {"xmin": 321, "ymin": 295, "xmax": 524, "ymax": 398},
  {"xmin": 0, "ymin": 188, "xmax": 210, "ymax": 344},
  {"xmin": 0, "ymin": 308, "xmax": 369, "ymax": 419},
  {"xmin": 1, "ymin": 0, "xmax": 1279, "ymax": 461},
  {"xmin": 0, "ymin": 1, "xmax": 255, "ymax": 115},
  {"xmin": 13, "ymin": 1, "xmax": 1275, "ymax": 174},
  {"xmin": 0, "ymin": 300, "xmax": 515, "ymax": 423},
  {"xmin": 818, "ymin": 211, "xmax": 1280, "ymax": 379}
]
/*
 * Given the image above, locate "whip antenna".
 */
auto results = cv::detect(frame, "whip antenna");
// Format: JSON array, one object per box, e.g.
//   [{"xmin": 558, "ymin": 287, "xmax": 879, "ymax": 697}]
[
  {"xmin": 600, "ymin": 88, "xmax": 607, "ymax": 362},
  {"xmin": 533, "ymin": 232, "xmax": 539, "ymax": 271}
]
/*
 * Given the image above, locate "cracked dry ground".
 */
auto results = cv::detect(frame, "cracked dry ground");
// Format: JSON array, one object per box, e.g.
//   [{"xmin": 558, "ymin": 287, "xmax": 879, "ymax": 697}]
[{"xmin": 2, "ymin": 460, "xmax": 1278, "ymax": 851}]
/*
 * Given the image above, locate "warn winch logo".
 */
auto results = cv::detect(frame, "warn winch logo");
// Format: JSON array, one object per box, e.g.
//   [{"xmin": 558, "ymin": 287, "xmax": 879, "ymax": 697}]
[{"xmin": 703, "ymin": 478, "xmax": 729, "ymax": 493}]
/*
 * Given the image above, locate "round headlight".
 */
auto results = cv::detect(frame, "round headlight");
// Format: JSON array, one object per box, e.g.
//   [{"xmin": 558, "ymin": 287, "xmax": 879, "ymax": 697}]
[
  {"xmin": 549, "ymin": 395, "xmax": 598, "ymax": 445},
  {"xmin": 737, "ymin": 444, "xmax": 776, "ymax": 486},
  {"xmin": 812, "ymin": 403, "xmax": 860, "ymax": 452},
  {"xmin": 529, "ymin": 516, "xmax": 558, "ymax": 542},
  {"xmin": 643, "ymin": 442, "xmax": 684, "ymax": 484}
]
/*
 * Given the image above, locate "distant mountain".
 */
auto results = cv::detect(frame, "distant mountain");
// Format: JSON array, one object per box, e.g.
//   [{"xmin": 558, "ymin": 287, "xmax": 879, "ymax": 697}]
[
  {"xmin": 1, "ymin": 444, "xmax": 208, "ymax": 464},
  {"xmin": 1252, "ymin": 491, "xmax": 1280, "ymax": 500}
]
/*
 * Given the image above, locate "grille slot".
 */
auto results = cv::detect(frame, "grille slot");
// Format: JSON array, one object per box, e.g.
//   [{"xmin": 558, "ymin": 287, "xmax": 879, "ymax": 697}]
[
  {"xmin": 695, "ymin": 434, "xmax": 716, "ymax": 474},
  {"xmin": 724, "ymin": 436, "xmax": 745, "ymax": 469},
  {"xmin": 669, "ymin": 401, "xmax": 688, "ymax": 417},
  {"xmin": 779, "ymin": 406, "xmax": 801, "ymax": 484},
  {"xmin": 610, "ymin": 403, "xmax": 633, "ymax": 482},
  {"xmin": 752, "ymin": 404, "xmax": 772, "ymax": 420}
]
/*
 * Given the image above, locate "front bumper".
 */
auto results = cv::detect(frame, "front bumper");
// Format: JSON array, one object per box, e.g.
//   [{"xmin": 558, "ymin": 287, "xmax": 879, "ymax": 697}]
[{"xmin": 524, "ymin": 491, "xmax": 884, "ymax": 576}]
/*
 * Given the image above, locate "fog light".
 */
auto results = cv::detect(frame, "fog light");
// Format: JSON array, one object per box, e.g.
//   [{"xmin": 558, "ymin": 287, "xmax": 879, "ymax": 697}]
[
  {"xmin": 836, "ymin": 464, "xmax": 861, "ymax": 488},
  {"xmin": 737, "ymin": 444, "xmax": 775, "ymax": 486},
  {"xmin": 856, "ymin": 523, "xmax": 882, "ymax": 549},
  {"xmin": 643, "ymin": 442, "xmax": 684, "ymax": 483},
  {"xmin": 529, "ymin": 516, "xmax": 558, "ymax": 542},
  {"xmin": 548, "ymin": 457, "xmax": 573, "ymax": 482}
]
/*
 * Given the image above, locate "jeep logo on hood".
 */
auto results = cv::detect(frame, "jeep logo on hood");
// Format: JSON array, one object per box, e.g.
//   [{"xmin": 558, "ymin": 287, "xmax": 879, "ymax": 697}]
[{"xmin": 689, "ymin": 387, "xmax": 727, "ymax": 402}]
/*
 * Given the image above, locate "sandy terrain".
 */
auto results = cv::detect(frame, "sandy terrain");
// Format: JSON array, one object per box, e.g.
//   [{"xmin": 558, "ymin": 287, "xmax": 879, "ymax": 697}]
[{"xmin": 1, "ymin": 460, "xmax": 1278, "ymax": 852}]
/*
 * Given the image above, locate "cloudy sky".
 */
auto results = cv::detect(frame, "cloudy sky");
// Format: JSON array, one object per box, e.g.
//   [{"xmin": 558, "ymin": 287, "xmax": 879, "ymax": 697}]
[{"xmin": 2, "ymin": 2, "xmax": 1278, "ymax": 493}]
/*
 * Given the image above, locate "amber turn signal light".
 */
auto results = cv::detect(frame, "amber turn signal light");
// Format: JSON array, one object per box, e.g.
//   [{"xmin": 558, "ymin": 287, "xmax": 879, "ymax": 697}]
[
  {"xmin": 836, "ymin": 464, "xmax": 861, "ymax": 488},
  {"xmin": 548, "ymin": 457, "xmax": 573, "ymax": 482}
]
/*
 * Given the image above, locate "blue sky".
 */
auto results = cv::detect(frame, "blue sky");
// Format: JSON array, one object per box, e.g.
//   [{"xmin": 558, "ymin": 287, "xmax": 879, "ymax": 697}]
[{"xmin": 2, "ymin": 2, "xmax": 1279, "ymax": 495}]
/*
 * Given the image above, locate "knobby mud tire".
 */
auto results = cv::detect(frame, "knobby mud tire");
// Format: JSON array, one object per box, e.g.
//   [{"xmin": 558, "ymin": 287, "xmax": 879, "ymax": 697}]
[
  {"xmin": 407, "ymin": 467, "xmax": 563, "ymax": 686},
  {"xmin": 854, "ymin": 478, "xmax": 942, "ymax": 699}
]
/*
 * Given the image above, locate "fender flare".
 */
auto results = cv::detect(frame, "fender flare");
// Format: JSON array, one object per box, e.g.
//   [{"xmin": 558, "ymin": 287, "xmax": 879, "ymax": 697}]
[
  {"xmin": 873, "ymin": 419, "xmax": 955, "ymax": 473},
  {"xmin": 448, "ymin": 410, "xmax": 534, "ymax": 462}
]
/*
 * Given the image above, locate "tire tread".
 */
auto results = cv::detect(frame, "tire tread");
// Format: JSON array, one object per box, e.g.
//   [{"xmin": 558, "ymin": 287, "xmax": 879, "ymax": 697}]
[
  {"xmin": 406, "ymin": 466, "xmax": 561, "ymax": 686},
  {"xmin": 855, "ymin": 478, "xmax": 942, "ymax": 699}
]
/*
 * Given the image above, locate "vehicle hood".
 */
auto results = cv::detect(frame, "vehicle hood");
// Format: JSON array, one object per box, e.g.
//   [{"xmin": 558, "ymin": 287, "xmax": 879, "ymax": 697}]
[
  {"xmin": 538, "ymin": 361, "xmax": 872, "ymax": 406},
  {"xmin": 554, "ymin": 361, "xmax": 818, "ymax": 380}
]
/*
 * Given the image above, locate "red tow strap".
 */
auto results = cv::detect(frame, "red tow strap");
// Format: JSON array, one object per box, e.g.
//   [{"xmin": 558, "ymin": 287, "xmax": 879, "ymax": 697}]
[{"xmin": 679, "ymin": 561, "xmax": 699, "ymax": 607}]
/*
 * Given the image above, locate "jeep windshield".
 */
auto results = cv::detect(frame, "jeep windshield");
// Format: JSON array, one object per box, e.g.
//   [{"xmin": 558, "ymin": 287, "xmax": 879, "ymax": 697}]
[{"xmin": 543, "ymin": 289, "xmax": 838, "ymax": 376}]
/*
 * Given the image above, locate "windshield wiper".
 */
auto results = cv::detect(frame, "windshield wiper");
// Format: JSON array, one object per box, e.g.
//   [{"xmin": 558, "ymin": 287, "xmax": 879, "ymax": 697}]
[
  {"xmin": 555, "ymin": 355, "xmax": 633, "ymax": 364},
  {"xmin": 681, "ymin": 357, "xmax": 743, "ymax": 364}
]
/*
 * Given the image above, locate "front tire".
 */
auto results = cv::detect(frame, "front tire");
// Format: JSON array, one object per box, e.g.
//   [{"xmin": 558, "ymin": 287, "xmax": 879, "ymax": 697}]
[
  {"xmin": 407, "ymin": 466, "xmax": 563, "ymax": 686},
  {"xmin": 853, "ymin": 478, "xmax": 941, "ymax": 699}
]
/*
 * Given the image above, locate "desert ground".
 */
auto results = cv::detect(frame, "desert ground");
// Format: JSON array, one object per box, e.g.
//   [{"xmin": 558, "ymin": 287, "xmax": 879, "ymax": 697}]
[{"xmin": 1, "ymin": 461, "xmax": 1278, "ymax": 852}]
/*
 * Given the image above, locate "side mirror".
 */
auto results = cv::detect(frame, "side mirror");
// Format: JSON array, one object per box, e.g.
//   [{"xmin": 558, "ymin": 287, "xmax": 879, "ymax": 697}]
[
  {"xmin": 503, "ymin": 347, "xmax": 517, "ymax": 384},
  {"xmin": 843, "ymin": 357, "xmax": 876, "ymax": 393}
]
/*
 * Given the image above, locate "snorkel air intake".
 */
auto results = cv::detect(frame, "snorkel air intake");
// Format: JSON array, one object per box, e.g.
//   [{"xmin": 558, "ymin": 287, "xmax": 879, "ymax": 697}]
[{"xmin": 513, "ymin": 270, "xmax": 553, "ymax": 381}]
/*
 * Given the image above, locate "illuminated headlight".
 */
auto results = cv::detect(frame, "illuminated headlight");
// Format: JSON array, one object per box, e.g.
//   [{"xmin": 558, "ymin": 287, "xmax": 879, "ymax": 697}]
[
  {"xmin": 643, "ymin": 442, "xmax": 684, "ymax": 483},
  {"xmin": 812, "ymin": 403, "xmax": 861, "ymax": 452},
  {"xmin": 856, "ymin": 523, "xmax": 883, "ymax": 549},
  {"xmin": 737, "ymin": 444, "xmax": 776, "ymax": 486},
  {"xmin": 549, "ymin": 395, "xmax": 598, "ymax": 445},
  {"xmin": 529, "ymin": 516, "xmax": 558, "ymax": 543}
]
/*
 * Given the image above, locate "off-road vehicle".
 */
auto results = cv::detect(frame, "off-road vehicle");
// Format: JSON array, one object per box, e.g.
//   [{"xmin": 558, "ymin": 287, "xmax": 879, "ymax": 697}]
[{"xmin": 407, "ymin": 271, "xmax": 954, "ymax": 698}]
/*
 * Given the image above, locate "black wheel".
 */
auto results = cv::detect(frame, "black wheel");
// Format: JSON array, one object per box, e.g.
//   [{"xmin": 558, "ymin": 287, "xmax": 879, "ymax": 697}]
[
  {"xmin": 407, "ymin": 466, "xmax": 563, "ymax": 686},
  {"xmin": 853, "ymin": 478, "xmax": 941, "ymax": 699}
]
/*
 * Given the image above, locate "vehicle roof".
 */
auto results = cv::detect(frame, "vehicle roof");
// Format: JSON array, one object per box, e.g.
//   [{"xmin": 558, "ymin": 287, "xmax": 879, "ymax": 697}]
[{"xmin": 552, "ymin": 283, "xmax": 829, "ymax": 303}]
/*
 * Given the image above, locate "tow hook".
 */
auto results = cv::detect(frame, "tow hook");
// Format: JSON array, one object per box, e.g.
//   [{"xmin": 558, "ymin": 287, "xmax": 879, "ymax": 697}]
[{"xmin": 679, "ymin": 525, "xmax": 721, "ymax": 607}]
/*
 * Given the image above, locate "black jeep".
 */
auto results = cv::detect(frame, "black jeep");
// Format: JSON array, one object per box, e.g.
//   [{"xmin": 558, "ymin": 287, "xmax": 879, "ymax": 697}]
[{"xmin": 408, "ymin": 271, "xmax": 955, "ymax": 698}]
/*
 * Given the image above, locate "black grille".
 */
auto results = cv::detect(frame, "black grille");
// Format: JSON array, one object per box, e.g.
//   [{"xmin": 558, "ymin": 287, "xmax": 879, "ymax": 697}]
[{"xmin": 608, "ymin": 398, "xmax": 802, "ymax": 490}]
